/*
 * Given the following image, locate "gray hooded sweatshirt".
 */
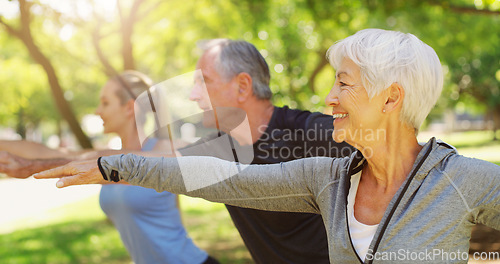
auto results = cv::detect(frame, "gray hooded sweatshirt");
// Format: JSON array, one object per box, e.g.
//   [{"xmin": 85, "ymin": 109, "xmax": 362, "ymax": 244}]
[{"xmin": 99, "ymin": 138, "xmax": 500, "ymax": 263}]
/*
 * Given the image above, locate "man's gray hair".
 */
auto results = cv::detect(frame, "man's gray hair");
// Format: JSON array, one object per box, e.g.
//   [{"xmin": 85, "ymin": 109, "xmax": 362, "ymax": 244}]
[
  {"xmin": 327, "ymin": 29, "xmax": 444, "ymax": 132},
  {"xmin": 198, "ymin": 39, "xmax": 272, "ymax": 100}
]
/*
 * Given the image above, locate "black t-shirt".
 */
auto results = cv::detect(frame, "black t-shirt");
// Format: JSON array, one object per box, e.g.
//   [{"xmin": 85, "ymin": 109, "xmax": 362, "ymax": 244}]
[{"xmin": 179, "ymin": 106, "xmax": 354, "ymax": 264}]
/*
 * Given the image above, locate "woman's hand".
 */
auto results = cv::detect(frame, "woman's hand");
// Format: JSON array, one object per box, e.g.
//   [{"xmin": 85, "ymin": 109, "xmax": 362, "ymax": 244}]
[{"xmin": 33, "ymin": 159, "xmax": 110, "ymax": 188}]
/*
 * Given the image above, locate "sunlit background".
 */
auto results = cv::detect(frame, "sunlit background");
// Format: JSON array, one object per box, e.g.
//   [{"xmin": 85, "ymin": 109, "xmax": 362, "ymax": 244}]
[{"xmin": 0, "ymin": 0, "xmax": 499, "ymax": 263}]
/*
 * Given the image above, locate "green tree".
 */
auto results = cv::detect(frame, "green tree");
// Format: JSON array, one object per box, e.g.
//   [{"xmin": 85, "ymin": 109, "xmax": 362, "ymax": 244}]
[
  {"xmin": 1, "ymin": 0, "xmax": 499, "ymax": 142},
  {"xmin": 0, "ymin": 0, "xmax": 92, "ymax": 147}
]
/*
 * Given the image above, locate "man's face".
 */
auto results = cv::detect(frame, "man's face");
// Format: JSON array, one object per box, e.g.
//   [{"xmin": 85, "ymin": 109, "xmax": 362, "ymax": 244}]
[{"xmin": 190, "ymin": 47, "xmax": 239, "ymax": 128}]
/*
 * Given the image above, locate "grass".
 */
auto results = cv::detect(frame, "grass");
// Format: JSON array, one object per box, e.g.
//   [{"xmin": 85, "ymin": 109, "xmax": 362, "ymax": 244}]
[
  {"xmin": 1, "ymin": 130, "xmax": 499, "ymax": 263},
  {"xmin": 0, "ymin": 196, "xmax": 129, "ymax": 264},
  {"xmin": 0, "ymin": 195, "xmax": 251, "ymax": 264},
  {"xmin": 418, "ymin": 130, "xmax": 500, "ymax": 164},
  {"xmin": 426, "ymin": 130, "xmax": 500, "ymax": 148},
  {"xmin": 180, "ymin": 197, "xmax": 252, "ymax": 263}
]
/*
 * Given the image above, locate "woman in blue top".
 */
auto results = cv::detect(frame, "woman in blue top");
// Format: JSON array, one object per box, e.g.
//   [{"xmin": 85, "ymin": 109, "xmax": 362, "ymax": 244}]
[
  {"xmin": 0, "ymin": 71, "xmax": 218, "ymax": 264},
  {"xmin": 95, "ymin": 71, "xmax": 217, "ymax": 264}
]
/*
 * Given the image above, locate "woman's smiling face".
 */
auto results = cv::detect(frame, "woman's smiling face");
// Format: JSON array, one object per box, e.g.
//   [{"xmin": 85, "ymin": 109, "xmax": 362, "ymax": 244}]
[{"xmin": 325, "ymin": 58, "xmax": 387, "ymax": 147}]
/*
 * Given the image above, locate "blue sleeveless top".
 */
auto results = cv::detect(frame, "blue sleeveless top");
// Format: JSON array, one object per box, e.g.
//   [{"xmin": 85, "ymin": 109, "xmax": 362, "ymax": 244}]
[{"xmin": 99, "ymin": 138, "xmax": 208, "ymax": 264}]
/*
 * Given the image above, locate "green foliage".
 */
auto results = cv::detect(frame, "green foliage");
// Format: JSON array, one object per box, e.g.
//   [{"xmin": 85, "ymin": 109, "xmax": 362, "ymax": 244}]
[
  {"xmin": 0, "ymin": 51, "xmax": 57, "ymax": 132},
  {"xmin": 1, "ymin": 0, "xmax": 499, "ymax": 137},
  {"xmin": 379, "ymin": 1, "xmax": 499, "ymax": 121},
  {"xmin": 0, "ymin": 3, "xmax": 101, "ymax": 138}
]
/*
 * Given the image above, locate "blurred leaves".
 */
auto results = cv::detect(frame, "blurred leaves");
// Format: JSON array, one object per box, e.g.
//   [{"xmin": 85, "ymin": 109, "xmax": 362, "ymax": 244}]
[{"xmin": 0, "ymin": 0, "xmax": 499, "ymax": 139}]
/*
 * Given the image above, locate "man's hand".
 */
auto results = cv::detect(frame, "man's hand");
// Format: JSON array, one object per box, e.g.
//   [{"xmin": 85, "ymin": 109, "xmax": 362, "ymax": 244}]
[
  {"xmin": 0, "ymin": 151, "xmax": 37, "ymax": 179},
  {"xmin": 33, "ymin": 159, "xmax": 110, "ymax": 188}
]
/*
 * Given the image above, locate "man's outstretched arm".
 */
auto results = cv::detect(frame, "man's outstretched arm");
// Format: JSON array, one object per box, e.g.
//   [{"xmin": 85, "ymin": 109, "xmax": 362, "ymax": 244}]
[
  {"xmin": 0, "ymin": 140, "xmax": 76, "ymax": 159},
  {"xmin": 0, "ymin": 139, "xmax": 178, "ymax": 178},
  {"xmin": 0, "ymin": 151, "xmax": 71, "ymax": 179}
]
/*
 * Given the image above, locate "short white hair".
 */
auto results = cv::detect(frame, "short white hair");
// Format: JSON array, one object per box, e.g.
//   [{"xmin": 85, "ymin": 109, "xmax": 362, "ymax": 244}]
[{"xmin": 327, "ymin": 29, "xmax": 443, "ymax": 131}]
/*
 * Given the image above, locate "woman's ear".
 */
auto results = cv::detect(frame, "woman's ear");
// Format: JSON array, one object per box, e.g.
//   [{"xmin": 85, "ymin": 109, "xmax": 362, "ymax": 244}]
[
  {"xmin": 384, "ymin": 83, "xmax": 404, "ymax": 113},
  {"xmin": 236, "ymin": 72, "xmax": 253, "ymax": 103},
  {"xmin": 125, "ymin": 99, "xmax": 136, "ymax": 118}
]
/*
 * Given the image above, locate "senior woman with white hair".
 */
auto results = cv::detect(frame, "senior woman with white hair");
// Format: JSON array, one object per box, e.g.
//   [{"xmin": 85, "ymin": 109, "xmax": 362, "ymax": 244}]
[{"xmin": 35, "ymin": 29, "xmax": 500, "ymax": 264}]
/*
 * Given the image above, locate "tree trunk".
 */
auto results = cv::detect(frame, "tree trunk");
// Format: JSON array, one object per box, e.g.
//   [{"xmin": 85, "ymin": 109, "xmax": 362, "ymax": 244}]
[
  {"xmin": 22, "ymin": 38, "xmax": 93, "ymax": 148},
  {"xmin": 16, "ymin": 108, "xmax": 26, "ymax": 139},
  {"xmin": 56, "ymin": 120, "xmax": 63, "ymax": 148},
  {"xmin": 0, "ymin": 0, "xmax": 92, "ymax": 149},
  {"xmin": 118, "ymin": 0, "xmax": 145, "ymax": 70},
  {"xmin": 309, "ymin": 52, "xmax": 328, "ymax": 93},
  {"xmin": 491, "ymin": 107, "xmax": 500, "ymax": 141}
]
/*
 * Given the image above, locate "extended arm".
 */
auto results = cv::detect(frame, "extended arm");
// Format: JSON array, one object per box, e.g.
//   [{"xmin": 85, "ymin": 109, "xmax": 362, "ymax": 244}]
[
  {"xmin": 0, "ymin": 151, "xmax": 70, "ymax": 179},
  {"xmin": 0, "ymin": 139, "xmax": 177, "ymax": 178},
  {"xmin": 0, "ymin": 139, "xmax": 87, "ymax": 178},
  {"xmin": 36, "ymin": 154, "xmax": 337, "ymax": 214},
  {"xmin": 0, "ymin": 140, "xmax": 75, "ymax": 159}
]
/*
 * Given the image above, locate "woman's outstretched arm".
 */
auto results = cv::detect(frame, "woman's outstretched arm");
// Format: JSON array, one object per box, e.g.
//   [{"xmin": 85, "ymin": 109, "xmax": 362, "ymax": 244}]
[{"xmin": 35, "ymin": 154, "xmax": 338, "ymax": 214}]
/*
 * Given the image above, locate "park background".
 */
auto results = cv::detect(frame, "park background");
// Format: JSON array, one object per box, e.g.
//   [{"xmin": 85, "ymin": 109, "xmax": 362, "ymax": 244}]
[{"xmin": 0, "ymin": 0, "xmax": 499, "ymax": 263}]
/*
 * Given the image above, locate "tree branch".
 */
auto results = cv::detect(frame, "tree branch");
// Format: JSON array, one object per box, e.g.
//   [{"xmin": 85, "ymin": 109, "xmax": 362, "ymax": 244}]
[
  {"xmin": 428, "ymin": 0, "xmax": 500, "ymax": 16},
  {"xmin": 309, "ymin": 51, "xmax": 329, "ymax": 93},
  {"xmin": 137, "ymin": 1, "xmax": 164, "ymax": 21},
  {"xmin": 117, "ymin": 0, "xmax": 134, "ymax": 70},
  {"xmin": 120, "ymin": 0, "xmax": 146, "ymax": 70},
  {"xmin": 0, "ymin": 17, "xmax": 22, "ymax": 38},
  {"xmin": 449, "ymin": 5, "xmax": 500, "ymax": 15},
  {"xmin": 92, "ymin": 20, "xmax": 119, "ymax": 78}
]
